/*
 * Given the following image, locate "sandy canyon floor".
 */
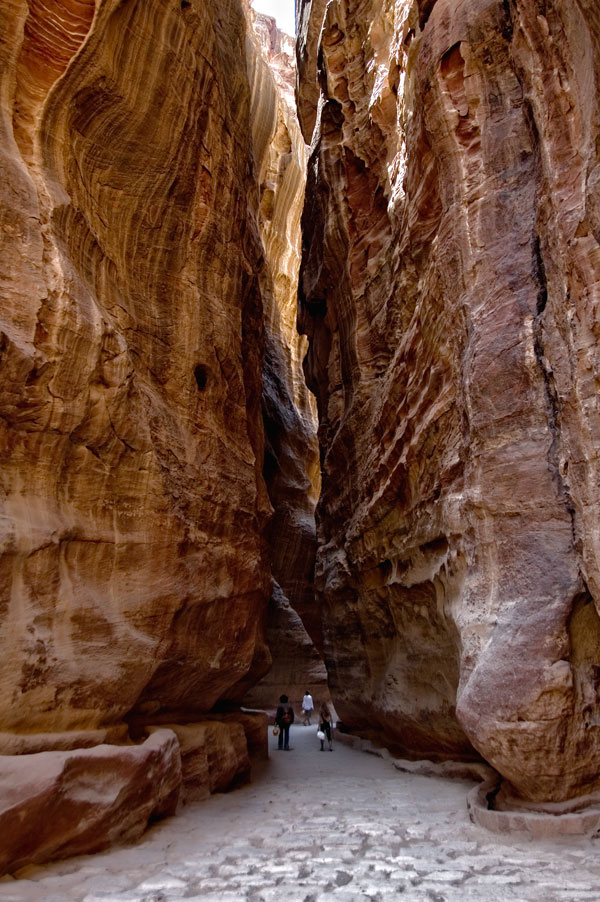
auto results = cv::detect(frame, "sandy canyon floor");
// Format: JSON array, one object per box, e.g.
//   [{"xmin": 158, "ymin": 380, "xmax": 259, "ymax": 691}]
[{"xmin": 1, "ymin": 725, "xmax": 599, "ymax": 901}]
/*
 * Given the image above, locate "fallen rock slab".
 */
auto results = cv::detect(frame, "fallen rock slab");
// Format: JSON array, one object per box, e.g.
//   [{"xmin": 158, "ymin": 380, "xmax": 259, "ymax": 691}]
[
  {"xmin": 206, "ymin": 710, "xmax": 269, "ymax": 761},
  {"xmin": 147, "ymin": 721, "xmax": 250, "ymax": 803},
  {"xmin": 0, "ymin": 730, "xmax": 181, "ymax": 877},
  {"xmin": 0, "ymin": 726, "xmax": 129, "ymax": 756}
]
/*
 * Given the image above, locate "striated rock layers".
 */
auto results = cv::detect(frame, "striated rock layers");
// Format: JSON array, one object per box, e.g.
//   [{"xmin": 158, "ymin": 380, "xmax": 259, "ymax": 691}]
[
  {"xmin": 244, "ymin": 11, "xmax": 324, "ymax": 704},
  {"xmin": 0, "ymin": 0, "xmax": 315, "ymax": 873},
  {"xmin": 1, "ymin": 0, "xmax": 271, "ymax": 747},
  {"xmin": 298, "ymin": 0, "xmax": 600, "ymax": 802}
]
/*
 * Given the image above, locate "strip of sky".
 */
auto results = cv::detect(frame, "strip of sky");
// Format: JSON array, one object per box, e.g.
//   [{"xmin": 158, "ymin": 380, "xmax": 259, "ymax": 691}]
[{"xmin": 252, "ymin": 0, "xmax": 296, "ymax": 35}]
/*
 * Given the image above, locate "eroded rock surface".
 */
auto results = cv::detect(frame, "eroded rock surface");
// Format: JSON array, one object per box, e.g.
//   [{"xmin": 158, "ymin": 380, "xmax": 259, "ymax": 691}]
[
  {"xmin": 1, "ymin": 0, "xmax": 273, "ymax": 742},
  {"xmin": 298, "ymin": 0, "xmax": 600, "ymax": 802},
  {"xmin": 0, "ymin": 730, "xmax": 181, "ymax": 877},
  {"xmin": 242, "ymin": 582, "xmax": 329, "ymax": 712},
  {"xmin": 0, "ymin": 0, "xmax": 316, "ymax": 871},
  {"xmin": 245, "ymin": 12, "xmax": 323, "ymax": 680},
  {"xmin": 147, "ymin": 721, "xmax": 250, "ymax": 803}
]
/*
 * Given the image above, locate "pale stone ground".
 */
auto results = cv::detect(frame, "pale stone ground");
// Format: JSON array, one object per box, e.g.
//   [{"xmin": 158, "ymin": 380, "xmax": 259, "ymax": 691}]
[{"xmin": 1, "ymin": 724, "xmax": 599, "ymax": 901}]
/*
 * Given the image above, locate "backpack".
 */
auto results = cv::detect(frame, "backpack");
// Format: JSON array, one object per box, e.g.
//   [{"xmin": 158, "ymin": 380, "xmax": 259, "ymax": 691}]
[{"xmin": 281, "ymin": 708, "xmax": 292, "ymax": 725}]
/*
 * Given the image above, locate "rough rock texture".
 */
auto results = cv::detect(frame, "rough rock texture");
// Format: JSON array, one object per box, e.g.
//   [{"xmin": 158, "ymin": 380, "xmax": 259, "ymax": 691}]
[
  {"xmin": 207, "ymin": 709, "xmax": 269, "ymax": 760},
  {"xmin": 253, "ymin": 12, "xmax": 297, "ymax": 100},
  {"xmin": 147, "ymin": 722, "xmax": 250, "ymax": 803},
  {"xmin": 296, "ymin": 0, "xmax": 329, "ymax": 142},
  {"xmin": 0, "ymin": 729, "xmax": 181, "ymax": 877},
  {"xmin": 298, "ymin": 0, "xmax": 600, "ymax": 802},
  {"xmin": 242, "ymin": 582, "xmax": 330, "ymax": 712},
  {"xmin": 244, "ymin": 13, "xmax": 323, "ymax": 675}
]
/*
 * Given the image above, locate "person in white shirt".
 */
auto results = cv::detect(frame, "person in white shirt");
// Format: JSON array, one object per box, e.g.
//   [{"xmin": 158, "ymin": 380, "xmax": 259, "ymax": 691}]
[{"xmin": 301, "ymin": 690, "xmax": 314, "ymax": 725}]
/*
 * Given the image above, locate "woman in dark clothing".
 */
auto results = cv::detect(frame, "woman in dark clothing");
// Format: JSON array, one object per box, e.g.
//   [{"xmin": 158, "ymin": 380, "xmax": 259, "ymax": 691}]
[
  {"xmin": 275, "ymin": 694, "xmax": 294, "ymax": 750},
  {"xmin": 319, "ymin": 703, "xmax": 333, "ymax": 751}
]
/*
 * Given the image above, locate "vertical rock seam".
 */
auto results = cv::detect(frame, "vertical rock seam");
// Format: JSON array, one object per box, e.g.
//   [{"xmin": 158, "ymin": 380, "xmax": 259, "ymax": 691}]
[{"xmin": 243, "ymin": 9, "xmax": 325, "ymax": 708}]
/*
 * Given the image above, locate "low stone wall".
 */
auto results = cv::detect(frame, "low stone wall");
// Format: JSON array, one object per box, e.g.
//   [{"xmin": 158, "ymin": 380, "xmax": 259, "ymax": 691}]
[
  {"xmin": 334, "ymin": 730, "xmax": 494, "ymax": 783},
  {"xmin": 467, "ymin": 778, "xmax": 600, "ymax": 838}
]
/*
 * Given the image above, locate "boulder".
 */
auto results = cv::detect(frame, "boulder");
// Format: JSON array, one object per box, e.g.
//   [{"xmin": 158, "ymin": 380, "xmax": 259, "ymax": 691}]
[
  {"xmin": 0, "ymin": 730, "xmax": 181, "ymax": 877},
  {"xmin": 147, "ymin": 722, "xmax": 250, "ymax": 802}
]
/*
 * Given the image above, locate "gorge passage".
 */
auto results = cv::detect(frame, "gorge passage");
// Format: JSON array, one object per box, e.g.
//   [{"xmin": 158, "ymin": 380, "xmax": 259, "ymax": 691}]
[{"xmin": 1, "ymin": 0, "xmax": 600, "ymax": 875}]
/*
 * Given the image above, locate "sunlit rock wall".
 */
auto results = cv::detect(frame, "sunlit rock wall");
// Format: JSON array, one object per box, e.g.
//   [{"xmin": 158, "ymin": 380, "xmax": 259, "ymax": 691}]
[
  {"xmin": 298, "ymin": 0, "xmax": 600, "ymax": 802},
  {"xmin": 0, "ymin": 0, "xmax": 274, "ymax": 747},
  {"xmin": 0, "ymin": 0, "xmax": 320, "ymax": 874}
]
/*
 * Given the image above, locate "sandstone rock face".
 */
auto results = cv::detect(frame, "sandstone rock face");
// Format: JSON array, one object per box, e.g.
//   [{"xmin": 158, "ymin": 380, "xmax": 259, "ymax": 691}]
[
  {"xmin": 0, "ymin": 730, "xmax": 181, "ymax": 877},
  {"xmin": 298, "ymin": 0, "xmax": 600, "ymax": 801},
  {"xmin": 147, "ymin": 721, "xmax": 250, "ymax": 803},
  {"xmin": 245, "ymin": 13, "xmax": 322, "ymax": 658},
  {"xmin": 0, "ymin": 0, "xmax": 317, "ymax": 871},
  {"xmin": 253, "ymin": 12, "xmax": 297, "ymax": 101},
  {"xmin": 208, "ymin": 709, "xmax": 269, "ymax": 760},
  {"xmin": 242, "ymin": 582, "xmax": 330, "ymax": 712},
  {"xmin": 296, "ymin": 0, "xmax": 329, "ymax": 142},
  {"xmin": 0, "ymin": 0, "xmax": 274, "ymax": 742}
]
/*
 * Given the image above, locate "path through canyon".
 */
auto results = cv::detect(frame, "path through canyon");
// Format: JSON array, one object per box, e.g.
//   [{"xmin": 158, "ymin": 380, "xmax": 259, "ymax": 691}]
[{"xmin": 1, "ymin": 726, "xmax": 599, "ymax": 901}]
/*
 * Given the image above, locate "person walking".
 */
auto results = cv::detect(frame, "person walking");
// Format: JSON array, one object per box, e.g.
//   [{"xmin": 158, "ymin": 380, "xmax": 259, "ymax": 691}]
[
  {"xmin": 275, "ymin": 694, "xmax": 294, "ymax": 750},
  {"xmin": 302, "ymin": 690, "xmax": 314, "ymax": 725},
  {"xmin": 318, "ymin": 703, "xmax": 333, "ymax": 751}
]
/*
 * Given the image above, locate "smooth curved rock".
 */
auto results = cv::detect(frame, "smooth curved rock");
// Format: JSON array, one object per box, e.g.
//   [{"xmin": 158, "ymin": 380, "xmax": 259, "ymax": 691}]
[
  {"xmin": 0, "ymin": 730, "xmax": 181, "ymax": 877},
  {"xmin": 0, "ymin": 0, "xmax": 272, "ymax": 737},
  {"xmin": 0, "ymin": 0, "xmax": 315, "ymax": 872}
]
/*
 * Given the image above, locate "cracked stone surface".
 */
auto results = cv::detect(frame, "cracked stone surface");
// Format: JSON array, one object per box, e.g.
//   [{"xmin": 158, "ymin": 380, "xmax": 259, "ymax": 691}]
[{"xmin": 2, "ymin": 725, "xmax": 600, "ymax": 901}]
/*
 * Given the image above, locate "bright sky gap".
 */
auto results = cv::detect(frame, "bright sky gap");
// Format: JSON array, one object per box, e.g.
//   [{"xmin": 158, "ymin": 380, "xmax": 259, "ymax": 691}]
[{"xmin": 252, "ymin": 0, "xmax": 296, "ymax": 35}]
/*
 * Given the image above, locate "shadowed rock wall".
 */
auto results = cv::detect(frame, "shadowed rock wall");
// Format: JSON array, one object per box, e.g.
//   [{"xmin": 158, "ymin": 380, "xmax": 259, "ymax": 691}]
[
  {"xmin": 297, "ymin": 0, "xmax": 600, "ymax": 802},
  {"xmin": 244, "ymin": 12, "xmax": 324, "ymax": 704}
]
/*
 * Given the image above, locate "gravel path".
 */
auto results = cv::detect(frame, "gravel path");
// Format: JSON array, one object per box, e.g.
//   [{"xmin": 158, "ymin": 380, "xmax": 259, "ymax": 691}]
[{"xmin": 1, "ymin": 724, "xmax": 599, "ymax": 901}]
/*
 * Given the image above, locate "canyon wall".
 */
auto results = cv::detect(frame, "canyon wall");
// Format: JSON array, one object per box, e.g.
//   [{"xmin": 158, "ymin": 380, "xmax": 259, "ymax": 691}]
[
  {"xmin": 1, "ymin": 0, "xmax": 273, "ymax": 745},
  {"xmin": 243, "ymin": 12, "xmax": 325, "ymax": 710},
  {"xmin": 297, "ymin": 0, "xmax": 600, "ymax": 803},
  {"xmin": 0, "ymin": 0, "xmax": 314, "ymax": 871}
]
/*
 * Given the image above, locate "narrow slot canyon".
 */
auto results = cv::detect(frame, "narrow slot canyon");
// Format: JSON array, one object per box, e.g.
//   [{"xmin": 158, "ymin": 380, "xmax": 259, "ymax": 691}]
[{"xmin": 2, "ymin": 0, "xmax": 600, "ymax": 897}]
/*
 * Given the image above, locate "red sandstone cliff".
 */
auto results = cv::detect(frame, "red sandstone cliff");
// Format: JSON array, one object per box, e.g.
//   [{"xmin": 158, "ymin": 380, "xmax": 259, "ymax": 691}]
[
  {"xmin": 0, "ymin": 0, "xmax": 315, "ymax": 871},
  {"xmin": 297, "ymin": 0, "xmax": 600, "ymax": 803}
]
